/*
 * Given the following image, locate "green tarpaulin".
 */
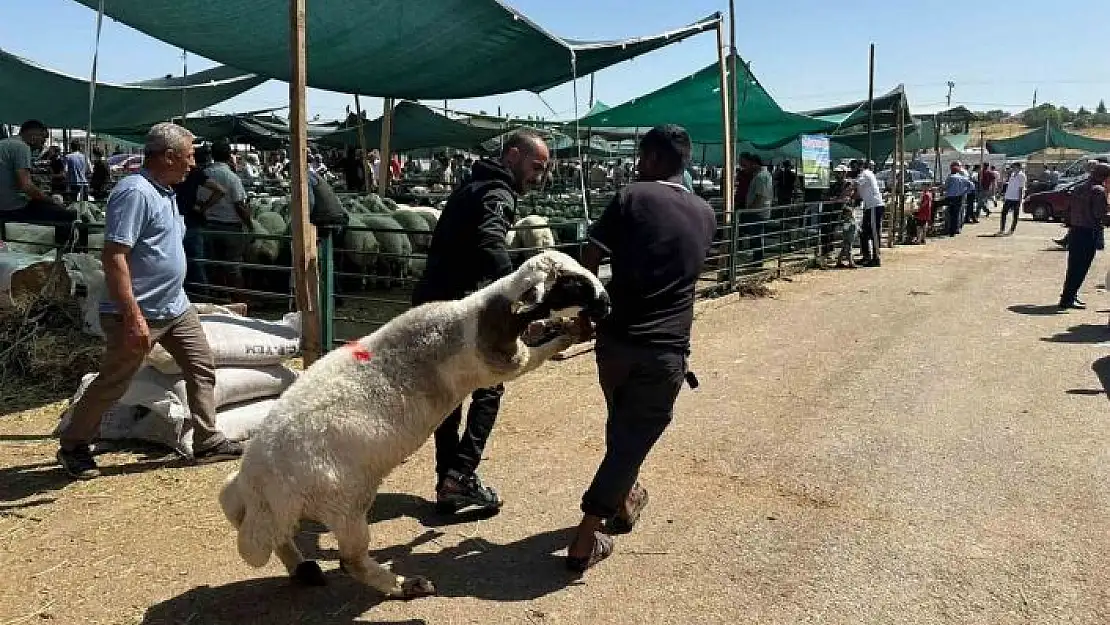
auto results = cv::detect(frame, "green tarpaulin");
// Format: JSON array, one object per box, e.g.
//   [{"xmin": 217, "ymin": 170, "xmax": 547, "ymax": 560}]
[
  {"xmin": 575, "ymin": 53, "xmax": 836, "ymax": 145},
  {"xmin": 0, "ymin": 47, "xmax": 265, "ymax": 129},
  {"xmin": 803, "ymin": 86, "xmax": 912, "ymax": 132},
  {"xmin": 72, "ymin": 1, "xmax": 719, "ymax": 99},
  {"xmin": 102, "ymin": 113, "xmax": 292, "ymax": 149},
  {"xmin": 316, "ymin": 101, "xmax": 508, "ymax": 151},
  {"xmin": 985, "ymin": 123, "xmax": 1110, "ymax": 156}
]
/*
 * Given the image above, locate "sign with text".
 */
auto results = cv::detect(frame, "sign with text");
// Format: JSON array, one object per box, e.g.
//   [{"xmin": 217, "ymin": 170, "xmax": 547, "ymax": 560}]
[{"xmin": 800, "ymin": 135, "xmax": 831, "ymax": 189}]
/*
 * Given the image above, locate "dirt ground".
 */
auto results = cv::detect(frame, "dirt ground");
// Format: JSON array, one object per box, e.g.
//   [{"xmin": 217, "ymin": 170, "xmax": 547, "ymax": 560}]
[{"xmin": 2, "ymin": 217, "xmax": 1109, "ymax": 625}]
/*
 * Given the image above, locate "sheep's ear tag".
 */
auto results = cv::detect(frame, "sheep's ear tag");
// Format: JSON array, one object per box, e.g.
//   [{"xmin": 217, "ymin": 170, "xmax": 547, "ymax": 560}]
[{"xmin": 344, "ymin": 341, "xmax": 372, "ymax": 363}]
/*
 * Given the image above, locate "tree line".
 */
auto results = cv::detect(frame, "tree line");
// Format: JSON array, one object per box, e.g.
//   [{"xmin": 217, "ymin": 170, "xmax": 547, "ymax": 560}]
[{"xmin": 974, "ymin": 101, "xmax": 1110, "ymax": 128}]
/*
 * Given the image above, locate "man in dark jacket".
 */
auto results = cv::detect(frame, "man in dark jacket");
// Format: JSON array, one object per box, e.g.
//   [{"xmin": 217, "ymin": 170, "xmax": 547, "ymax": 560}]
[
  {"xmin": 1059, "ymin": 162, "xmax": 1110, "ymax": 310},
  {"xmin": 566, "ymin": 125, "xmax": 716, "ymax": 573},
  {"xmin": 412, "ymin": 130, "xmax": 550, "ymax": 514}
]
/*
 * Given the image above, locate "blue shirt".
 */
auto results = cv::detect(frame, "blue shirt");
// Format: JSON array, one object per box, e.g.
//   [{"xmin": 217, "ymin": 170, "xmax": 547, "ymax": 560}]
[
  {"xmin": 944, "ymin": 172, "xmax": 975, "ymax": 198},
  {"xmin": 65, "ymin": 151, "xmax": 90, "ymax": 186},
  {"xmin": 99, "ymin": 170, "xmax": 190, "ymax": 320}
]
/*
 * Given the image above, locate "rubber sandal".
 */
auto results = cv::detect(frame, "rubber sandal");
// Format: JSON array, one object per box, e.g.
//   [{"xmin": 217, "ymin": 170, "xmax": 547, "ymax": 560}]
[
  {"xmin": 605, "ymin": 482, "xmax": 649, "ymax": 535},
  {"xmin": 566, "ymin": 531, "xmax": 614, "ymax": 573}
]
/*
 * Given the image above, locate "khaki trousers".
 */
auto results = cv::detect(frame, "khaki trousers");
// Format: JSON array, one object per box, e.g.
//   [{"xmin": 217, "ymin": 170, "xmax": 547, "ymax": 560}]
[{"xmin": 59, "ymin": 309, "xmax": 224, "ymax": 451}]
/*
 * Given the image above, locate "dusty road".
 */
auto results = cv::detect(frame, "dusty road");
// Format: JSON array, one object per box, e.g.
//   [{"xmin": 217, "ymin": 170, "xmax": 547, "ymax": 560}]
[{"xmin": 2, "ymin": 217, "xmax": 1108, "ymax": 624}]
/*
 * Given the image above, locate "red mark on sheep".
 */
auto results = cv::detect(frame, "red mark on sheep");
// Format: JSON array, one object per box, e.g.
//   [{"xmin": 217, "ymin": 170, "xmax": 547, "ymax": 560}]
[{"xmin": 344, "ymin": 341, "xmax": 373, "ymax": 363}]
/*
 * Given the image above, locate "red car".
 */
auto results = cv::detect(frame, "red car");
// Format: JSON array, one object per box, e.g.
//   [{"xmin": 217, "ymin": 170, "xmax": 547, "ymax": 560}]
[{"xmin": 1023, "ymin": 177, "xmax": 1084, "ymax": 222}]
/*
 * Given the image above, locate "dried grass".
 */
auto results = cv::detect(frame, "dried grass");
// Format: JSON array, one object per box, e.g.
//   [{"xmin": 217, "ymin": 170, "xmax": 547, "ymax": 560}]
[{"xmin": 0, "ymin": 266, "xmax": 102, "ymax": 411}]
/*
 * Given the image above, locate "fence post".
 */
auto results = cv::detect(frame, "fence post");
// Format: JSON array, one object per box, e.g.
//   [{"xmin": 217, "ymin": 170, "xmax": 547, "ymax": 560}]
[
  {"xmin": 727, "ymin": 205, "xmax": 739, "ymax": 290},
  {"xmin": 318, "ymin": 228, "xmax": 335, "ymax": 352}
]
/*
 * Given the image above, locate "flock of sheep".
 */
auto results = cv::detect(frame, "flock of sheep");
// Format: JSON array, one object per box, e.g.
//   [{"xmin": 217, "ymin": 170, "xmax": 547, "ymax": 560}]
[{"xmin": 0, "ymin": 195, "xmax": 567, "ymax": 296}]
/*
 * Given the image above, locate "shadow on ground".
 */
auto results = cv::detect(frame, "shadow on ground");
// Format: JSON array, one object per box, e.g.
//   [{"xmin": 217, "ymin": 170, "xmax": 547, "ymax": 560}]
[
  {"xmin": 1042, "ymin": 324, "xmax": 1110, "ymax": 344},
  {"xmin": 143, "ymin": 505, "xmax": 580, "ymax": 625},
  {"xmin": 140, "ymin": 573, "xmax": 425, "ymax": 625},
  {"xmin": 285, "ymin": 494, "xmax": 581, "ymax": 602},
  {"xmin": 1009, "ymin": 304, "xmax": 1066, "ymax": 316},
  {"xmin": 0, "ymin": 454, "xmax": 192, "ymax": 505}
]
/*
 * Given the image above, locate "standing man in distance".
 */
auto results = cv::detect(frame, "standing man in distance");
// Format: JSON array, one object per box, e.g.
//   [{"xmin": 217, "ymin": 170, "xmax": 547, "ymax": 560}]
[
  {"xmin": 174, "ymin": 145, "xmax": 225, "ymax": 293},
  {"xmin": 199, "ymin": 141, "xmax": 250, "ymax": 293},
  {"xmin": 56, "ymin": 123, "xmax": 242, "ymax": 479},
  {"xmin": 851, "ymin": 159, "xmax": 885, "ymax": 267},
  {"xmin": 999, "ymin": 161, "xmax": 1026, "ymax": 236},
  {"xmin": 1058, "ymin": 162, "xmax": 1110, "ymax": 310},
  {"xmin": 0, "ymin": 120, "xmax": 85, "ymax": 250},
  {"xmin": 412, "ymin": 130, "xmax": 550, "ymax": 514},
  {"xmin": 567, "ymin": 124, "xmax": 716, "ymax": 572},
  {"xmin": 941, "ymin": 161, "xmax": 974, "ymax": 237},
  {"xmin": 65, "ymin": 140, "xmax": 91, "ymax": 201}
]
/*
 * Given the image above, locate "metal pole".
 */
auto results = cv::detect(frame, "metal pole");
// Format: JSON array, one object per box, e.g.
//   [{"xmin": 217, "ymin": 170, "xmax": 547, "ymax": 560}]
[
  {"xmin": 353, "ymin": 95, "xmax": 370, "ymax": 193},
  {"xmin": 867, "ymin": 43, "xmax": 875, "ymax": 164},
  {"xmin": 181, "ymin": 50, "xmax": 188, "ymax": 123},
  {"xmin": 728, "ymin": 0, "xmax": 739, "ymax": 167},
  {"xmin": 289, "ymin": 0, "xmax": 322, "ymax": 364},
  {"xmin": 934, "ymin": 115, "xmax": 941, "ymax": 184},
  {"xmin": 86, "ymin": 0, "xmax": 105, "ymax": 157},
  {"xmin": 378, "ymin": 98, "xmax": 394, "ymax": 197},
  {"xmin": 715, "ymin": 22, "xmax": 736, "ymax": 288}
]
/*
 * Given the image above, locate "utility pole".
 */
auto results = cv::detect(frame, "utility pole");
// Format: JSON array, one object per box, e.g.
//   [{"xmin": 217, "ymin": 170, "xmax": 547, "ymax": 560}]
[{"xmin": 945, "ymin": 81, "xmax": 955, "ymax": 108}]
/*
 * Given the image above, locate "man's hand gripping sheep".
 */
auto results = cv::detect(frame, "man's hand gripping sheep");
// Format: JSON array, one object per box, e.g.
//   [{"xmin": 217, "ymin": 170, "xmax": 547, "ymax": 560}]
[{"xmin": 218, "ymin": 250, "xmax": 609, "ymax": 599}]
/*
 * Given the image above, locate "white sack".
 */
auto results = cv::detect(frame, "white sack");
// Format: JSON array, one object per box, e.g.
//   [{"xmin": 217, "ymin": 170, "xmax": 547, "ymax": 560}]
[
  {"xmin": 215, "ymin": 398, "xmax": 279, "ymax": 442},
  {"xmin": 146, "ymin": 311, "xmax": 302, "ymax": 375}
]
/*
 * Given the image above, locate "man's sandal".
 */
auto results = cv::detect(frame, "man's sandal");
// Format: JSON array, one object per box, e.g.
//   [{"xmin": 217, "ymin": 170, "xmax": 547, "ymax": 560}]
[
  {"xmin": 604, "ymin": 482, "xmax": 649, "ymax": 535},
  {"xmin": 566, "ymin": 531, "xmax": 614, "ymax": 573}
]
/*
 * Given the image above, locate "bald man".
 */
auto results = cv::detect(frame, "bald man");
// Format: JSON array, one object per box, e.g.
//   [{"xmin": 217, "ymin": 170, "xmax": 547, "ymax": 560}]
[{"xmin": 411, "ymin": 131, "xmax": 550, "ymax": 515}]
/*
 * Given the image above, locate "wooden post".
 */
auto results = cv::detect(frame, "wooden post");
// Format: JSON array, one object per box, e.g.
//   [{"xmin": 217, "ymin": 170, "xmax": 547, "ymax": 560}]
[
  {"xmin": 866, "ymin": 43, "xmax": 875, "ymax": 165},
  {"xmin": 353, "ymin": 95, "xmax": 370, "ymax": 194},
  {"xmin": 378, "ymin": 98, "xmax": 394, "ymax": 197},
  {"xmin": 289, "ymin": 0, "xmax": 322, "ymax": 365},
  {"xmin": 715, "ymin": 22, "xmax": 735, "ymax": 284}
]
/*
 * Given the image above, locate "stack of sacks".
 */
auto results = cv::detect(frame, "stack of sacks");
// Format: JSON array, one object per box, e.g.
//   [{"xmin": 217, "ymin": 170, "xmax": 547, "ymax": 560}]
[{"xmin": 55, "ymin": 307, "xmax": 303, "ymax": 456}]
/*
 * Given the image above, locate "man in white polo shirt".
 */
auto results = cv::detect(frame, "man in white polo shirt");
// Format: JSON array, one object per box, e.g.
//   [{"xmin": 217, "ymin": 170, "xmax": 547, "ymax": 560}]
[
  {"xmin": 999, "ymin": 162, "xmax": 1027, "ymax": 236},
  {"xmin": 851, "ymin": 159, "xmax": 885, "ymax": 267}
]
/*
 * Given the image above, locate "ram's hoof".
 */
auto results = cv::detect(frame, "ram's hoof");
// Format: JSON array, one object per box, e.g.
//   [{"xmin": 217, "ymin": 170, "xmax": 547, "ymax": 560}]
[
  {"xmin": 292, "ymin": 560, "xmax": 328, "ymax": 586},
  {"xmin": 396, "ymin": 576, "xmax": 436, "ymax": 600}
]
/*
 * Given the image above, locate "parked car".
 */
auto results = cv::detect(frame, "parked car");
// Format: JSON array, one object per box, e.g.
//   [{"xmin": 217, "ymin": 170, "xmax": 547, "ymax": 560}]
[
  {"xmin": 108, "ymin": 154, "xmax": 143, "ymax": 176},
  {"xmin": 1021, "ymin": 176, "xmax": 1110, "ymax": 224}
]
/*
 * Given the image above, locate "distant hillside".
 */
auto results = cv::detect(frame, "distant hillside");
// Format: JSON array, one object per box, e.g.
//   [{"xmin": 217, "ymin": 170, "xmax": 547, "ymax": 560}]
[{"xmin": 965, "ymin": 122, "xmax": 1110, "ymax": 148}]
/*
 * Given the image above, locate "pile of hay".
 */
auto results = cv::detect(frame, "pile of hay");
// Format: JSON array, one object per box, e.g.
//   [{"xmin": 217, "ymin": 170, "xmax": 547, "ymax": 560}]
[{"xmin": 0, "ymin": 293, "xmax": 103, "ymax": 405}]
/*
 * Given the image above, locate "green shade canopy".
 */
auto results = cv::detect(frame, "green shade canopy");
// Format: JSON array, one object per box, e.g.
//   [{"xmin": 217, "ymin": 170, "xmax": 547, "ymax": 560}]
[
  {"xmin": 316, "ymin": 101, "xmax": 509, "ymax": 152},
  {"xmin": 803, "ymin": 86, "xmax": 912, "ymax": 131},
  {"xmin": 102, "ymin": 113, "xmax": 293, "ymax": 149},
  {"xmin": 575, "ymin": 53, "xmax": 836, "ymax": 145},
  {"xmin": 0, "ymin": 47, "xmax": 265, "ymax": 129},
  {"xmin": 71, "ymin": 0, "xmax": 719, "ymax": 99},
  {"xmin": 985, "ymin": 123, "xmax": 1110, "ymax": 156}
]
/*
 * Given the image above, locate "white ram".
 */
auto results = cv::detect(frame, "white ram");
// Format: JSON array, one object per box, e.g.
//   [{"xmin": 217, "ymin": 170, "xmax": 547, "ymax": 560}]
[{"xmin": 218, "ymin": 250, "xmax": 610, "ymax": 599}]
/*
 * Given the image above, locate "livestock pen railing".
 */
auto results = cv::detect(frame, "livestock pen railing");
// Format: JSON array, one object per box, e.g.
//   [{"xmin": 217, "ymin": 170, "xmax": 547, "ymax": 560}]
[{"xmin": 0, "ymin": 194, "xmax": 949, "ymax": 354}]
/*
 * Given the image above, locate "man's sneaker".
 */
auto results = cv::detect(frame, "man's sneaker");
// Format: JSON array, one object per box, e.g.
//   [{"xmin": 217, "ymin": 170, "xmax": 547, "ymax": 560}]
[
  {"xmin": 57, "ymin": 446, "xmax": 100, "ymax": 480},
  {"xmin": 436, "ymin": 470, "xmax": 503, "ymax": 514},
  {"xmin": 193, "ymin": 439, "xmax": 244, "ymax": 464}
]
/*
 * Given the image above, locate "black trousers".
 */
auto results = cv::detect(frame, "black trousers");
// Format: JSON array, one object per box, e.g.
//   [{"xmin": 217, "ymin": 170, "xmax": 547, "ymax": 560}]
[
  {"xmin": 434, "ymin": 384, "xmax": 504, "ymax": 480},
  {"xmin": 581, "ymin": 338, "xmax": 686, "ymax": 519},
  {"xmin": 1000, "ymin": 200, "xmax": 1021, "ymax": 233},
  {"xmin": 1061, "ymin": 227, "xmax": 1098, "ymax": 306},
  {"xmin": 859, "ymin": 206, "xmax": 885, "ymax": 261},
  {"xmin": 941, "ymin": 197, "xmax": 963, "ymax": 236},
  {"xmin": 0, "ymin": 200, "xmax": 87, "ymax": 250}
]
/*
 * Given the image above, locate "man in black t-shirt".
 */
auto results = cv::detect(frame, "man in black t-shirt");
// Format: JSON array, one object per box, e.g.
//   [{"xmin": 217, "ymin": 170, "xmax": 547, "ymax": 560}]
[{"xmin": 566, "ymin": 125, "xmax": 716, "ymax": 573}]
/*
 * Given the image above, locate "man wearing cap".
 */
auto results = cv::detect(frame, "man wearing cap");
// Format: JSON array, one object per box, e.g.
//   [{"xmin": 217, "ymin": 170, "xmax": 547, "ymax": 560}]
[
  {"xmin": 1058, "ymin": 162, "xmax": 1110, "ymax": 310},
  {"xmin": 849, "ymin": 159, "xmax": 884, "ymax": 267}
]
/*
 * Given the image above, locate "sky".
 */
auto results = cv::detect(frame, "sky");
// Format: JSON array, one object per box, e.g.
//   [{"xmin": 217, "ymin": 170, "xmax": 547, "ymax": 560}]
[{"xmin": 2, "ymin": 0, "xmax": 1109, "ymax": 124}]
